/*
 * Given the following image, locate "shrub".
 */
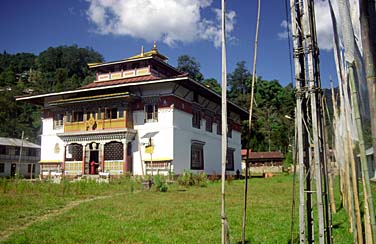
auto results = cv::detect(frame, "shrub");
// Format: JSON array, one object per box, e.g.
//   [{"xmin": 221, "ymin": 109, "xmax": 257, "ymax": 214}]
[
  {"xmin": 153, "ymin": 175, "xmax": 168, "ymax": 192},
  {"xmin": 194, "ymin": 172, "xmax": 208, "ymax": 187},
  {"xmin": 177, "ymin": 170, "xmax": 195, "ymax": 186}
]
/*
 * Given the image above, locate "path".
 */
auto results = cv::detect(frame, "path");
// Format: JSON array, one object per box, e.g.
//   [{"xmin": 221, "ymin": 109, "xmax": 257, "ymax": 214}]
[{"xmin": 0, "ymin": 192, "xmax": 127, "ymax": 242}]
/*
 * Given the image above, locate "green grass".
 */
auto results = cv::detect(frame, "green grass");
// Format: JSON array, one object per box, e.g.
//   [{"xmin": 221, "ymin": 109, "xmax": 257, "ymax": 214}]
[{"xmin": 0, "ymin": 175, "xmax": 356, "ymax": 243}]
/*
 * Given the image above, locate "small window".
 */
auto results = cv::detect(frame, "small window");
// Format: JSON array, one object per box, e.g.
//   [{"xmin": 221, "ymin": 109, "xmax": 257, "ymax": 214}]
[
  {"xmin": 53, "ymin": 113, "xmax": 64, "ymax": 129},
  {"xmin": 144, "ymin": 104, "xmax": 158, "ymax": 122},
  {"xmin": 0, "ymin": 163, "xmax": 4, "ymax": 173},
  {"xmin": 226, "ymin": 149, "xmax": 235, "ymax": 171},
  {"xmin": 227, "ymin": 124, "xmax": 232, "ymax": 138},
  {"xmin": 0, "ymin": 145, "xmax": 5, "ymax": 154},
  {"xmin": 105, "ymin": 108, "xmax": 118, "ymax": 119},
  {"xmin": 191, "ymin": 141, "xmax": 205, "ymax": 170},
  {"xmin": 192, "ymin": 110, "xmax": 201, "ymax": 129},
  {"xmin": 28, "ymin": 148, "xmax": 37, "ymax": 157},
  {"xmin": 28, "ymin": 164, "xmax": 36, "ymax": 173},
  {"xmin": 205, "ymin": 117, "xmax": 213, "ymax": 132},
  {"xmin": 73, "ymin": 112, "xmax": 84, "ymax": 122},
  {"xmin": 217, "ymin": 120, "xmax": 222, "ymax": 135}
]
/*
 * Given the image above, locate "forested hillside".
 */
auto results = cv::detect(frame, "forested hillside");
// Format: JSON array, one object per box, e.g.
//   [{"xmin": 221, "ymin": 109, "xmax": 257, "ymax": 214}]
[
  {"xmin": 0, "ymin": 45, "xmax": 103, "ymax": 142},
  {"xmin": 1, "ymin": 47, "xmax": 297, "ymax": 153}
]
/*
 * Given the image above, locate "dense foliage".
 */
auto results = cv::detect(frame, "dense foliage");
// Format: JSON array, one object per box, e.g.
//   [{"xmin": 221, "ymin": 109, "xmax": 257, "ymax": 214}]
[{"xmin": 0, "ymin": 46, "xmax": 103, "ymax": 142}]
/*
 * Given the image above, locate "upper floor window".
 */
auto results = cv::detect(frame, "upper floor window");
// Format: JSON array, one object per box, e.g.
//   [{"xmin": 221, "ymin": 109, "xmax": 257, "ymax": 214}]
[
  {"xmin": 205, "ymin": 117, "xmax": 213, "ymax": 132},
  {"xmin": 0, "ymin": 145, "xmax": 6, "ymax": 155},
  {"xmin": 53, "ymin": 112, "xmax": 64, "ymax": 129},
  {"xmin": 144, "ymin": 104, "xmax": 158, "ymax": 122},
  {"xmin": 227, "ymin": 124, "xmax": 232, "ymax": 138},
  {"xmin": 0, "ymin": 163, "xmax": 4, "ymax": 173},
  {"xmin": 106, "ymin": 108, "xmax": 118, "ymax": 119},
  {"xmin": 192, "ymin": 110, "xmax": 201, "ymax": 129},
  {"xmin": 72, "ymin": 111, "xmax": 84, "ymax": 122},
  {"xmin": 216, "ymin": 120, "xmax": 222, "ymax": 135}
]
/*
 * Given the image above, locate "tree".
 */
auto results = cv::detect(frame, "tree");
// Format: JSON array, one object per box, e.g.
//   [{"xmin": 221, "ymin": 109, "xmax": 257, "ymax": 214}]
[
  {"xmin": 203, "ymin": 78, "xmax": 221, "ymax": 94},
  {"xmin": 176, "ymin": 55, "xmax": 204, "ymax": 82}
]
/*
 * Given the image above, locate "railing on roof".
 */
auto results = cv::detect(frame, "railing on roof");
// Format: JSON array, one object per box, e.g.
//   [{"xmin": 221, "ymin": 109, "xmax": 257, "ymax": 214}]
[{"xmin": 96, "ymin": 66, "xmax": 151, "ymax": 82}]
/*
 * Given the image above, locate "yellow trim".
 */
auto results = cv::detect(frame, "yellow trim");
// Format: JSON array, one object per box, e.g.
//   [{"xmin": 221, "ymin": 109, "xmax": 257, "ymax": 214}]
[
  {"xmin": 52, "ymin": 92, "xmax": 130, "ymax": 103},
  {"xmin": 143, "ymin": 158, "xmax": 173, "ymax": 162},
  {"xmin": 39, "ymin": 160, "xmax": 62, "ymax": 164}
]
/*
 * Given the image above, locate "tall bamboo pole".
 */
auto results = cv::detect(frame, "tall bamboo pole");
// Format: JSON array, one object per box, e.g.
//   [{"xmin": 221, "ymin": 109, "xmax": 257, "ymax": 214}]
[
  {"xmin": 359, "ymin": 0, "xmax": 376, "ymax": 181},
  {"xmin": 241, "ymin": 0, "xmax": 261, "ymax": 243},
  {"xmin": 221, "ymin": 1, "xmax": 228, "ymax": 243},
  {"xmin": 349, "ymin": 63, "xmax": 376, "ymax": 242},
  {"xmin": 290, "ymin": 0, "xmax": 308, "ymax": 242}
]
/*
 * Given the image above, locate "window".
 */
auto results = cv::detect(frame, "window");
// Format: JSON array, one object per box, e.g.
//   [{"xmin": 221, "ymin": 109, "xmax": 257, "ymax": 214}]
[
  {"xmin": 191, "ymin": 141, "xmax": 205, "ymax": 170},
  {"xmin": 106, "ymin": 108, "xmax": 118, "ymax": 119},
  {"xmin": 72, "ymin": 111, "xmax": 84, "ymax": 122},
  {"xmin": 28, "ymin": 164, "xmax": 36, "ymax": 173},
  {"xmin": 0, "ymin": 145, "xmax": 5, "ymax": 154},
  {"xmin": 144, "ymin": 104, "xmax": 158, "ymax": 122},
  {"xmin": 205, "ymin": 117, "xmax": 213, "ymax": 132},
  {"xmin": 227, "ymin": 124, "xmax": 232, "ymax": 138},
  {"xmin": 216, "ymin": 120, "xmax": 222, "ymax": 135},
  {"xmin": 28, "ymin": 148, "xmax": 37, "ymax": 156},
  {"xmin": 192, "ymin": 110, "xmax": 201, "ymax": 129},
  {"xmin": 53, "ymin": 112, "xmax": 64, "ymax": 129},
  {"xmin": 226, "ymin": 149, "xmax": 235, "ymax": 171},
  {"xmin": 0, "ymin": 163, "xmax": 4, "ymax": 173}
]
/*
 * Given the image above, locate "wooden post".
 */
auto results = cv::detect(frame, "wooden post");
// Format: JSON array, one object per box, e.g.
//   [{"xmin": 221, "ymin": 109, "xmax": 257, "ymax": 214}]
[
  {"xmin": 242, "ymin": 0, "xmax": 260, "ymax": 243},
  {"xmin": 290, "ymin": 0, "xmax": 307, "ymax": 242},
  {"xmin": 221, "ymin": 1, "xmax": 229, "ymax": 243}
]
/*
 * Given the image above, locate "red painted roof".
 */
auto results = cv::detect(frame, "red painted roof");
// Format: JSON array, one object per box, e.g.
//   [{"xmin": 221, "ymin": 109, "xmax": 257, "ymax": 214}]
[
  {"xmin": 241, "ymin": 150, "xmax": 284, "ymax": 159},
  {"xmin": 80, "ymin": 75, "xmax": 161, "ymax": 89},
  {"xmin": 80, "ymin": 73, "xmax": 189, "ymax": 89}
]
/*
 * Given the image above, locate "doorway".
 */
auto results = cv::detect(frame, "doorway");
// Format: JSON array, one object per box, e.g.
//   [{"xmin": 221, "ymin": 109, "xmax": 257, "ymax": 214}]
[
  {"xmin": 10, "ymin": 163, "xmax": 16, "ymax": 177},
  {"xmin": 89, "ymin": 150, "xmax": 99, "ymax": 174}
]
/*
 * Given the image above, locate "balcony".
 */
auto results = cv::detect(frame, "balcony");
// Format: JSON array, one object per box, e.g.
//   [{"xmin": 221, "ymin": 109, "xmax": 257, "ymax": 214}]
[{"xmin": 64, "ymin": 117, "xmax": 133, "ymax": 133}]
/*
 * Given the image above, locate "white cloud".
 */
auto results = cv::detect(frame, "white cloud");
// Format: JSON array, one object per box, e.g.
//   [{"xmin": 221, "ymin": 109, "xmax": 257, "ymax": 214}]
[
  {"xmin": 278, "ymin": 0, "xmax": 334, "ymax": 51},
  {"xmin": 86, "ymin": 0, "xmax": 236, "ymax": 48}
]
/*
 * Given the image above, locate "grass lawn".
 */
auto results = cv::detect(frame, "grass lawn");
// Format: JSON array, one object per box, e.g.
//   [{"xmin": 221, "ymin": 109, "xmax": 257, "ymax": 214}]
[{"xmin": 0, "ymin": 175, "xmax": 360, "ymax": 243}]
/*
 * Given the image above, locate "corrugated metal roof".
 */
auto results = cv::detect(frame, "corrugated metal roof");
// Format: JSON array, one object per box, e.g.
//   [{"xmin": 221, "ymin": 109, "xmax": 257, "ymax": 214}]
[
  {"xmin": 241, "ymin": 149, "xmax": 284, "ymax": 159},
  {"xmin": 0, "ymin": 137, "xmax": 40, "ymax": 149}
]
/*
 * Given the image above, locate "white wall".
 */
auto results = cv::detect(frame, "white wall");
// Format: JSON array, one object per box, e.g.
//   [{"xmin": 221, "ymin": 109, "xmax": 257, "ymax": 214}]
[
  {"xmin": 173, "ymin": 109, "xmax": 242, "ymax": 175},
  {"xmin": 132, "ymin": 107, "xmax": 174, "ymax": 175},
  {"xmin": 40, "ymin": 117, "xmax": 65, "ymax": 162}
]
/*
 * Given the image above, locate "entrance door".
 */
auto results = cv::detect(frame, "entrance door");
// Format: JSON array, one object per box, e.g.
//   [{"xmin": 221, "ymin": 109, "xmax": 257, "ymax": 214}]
[
  {"xmin": 89, "ymin": 151, "xmax": 99, "ymax": 174},
  {"xmin": 10, "ymin": 163, "xmax": 16, "ymax": 177}
]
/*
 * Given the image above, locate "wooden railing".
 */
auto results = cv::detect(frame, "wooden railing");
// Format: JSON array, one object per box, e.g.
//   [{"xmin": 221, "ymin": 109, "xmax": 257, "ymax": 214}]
[{"xmin": 64, "ymin": 118, "xmax": 129, "ymax": 132}]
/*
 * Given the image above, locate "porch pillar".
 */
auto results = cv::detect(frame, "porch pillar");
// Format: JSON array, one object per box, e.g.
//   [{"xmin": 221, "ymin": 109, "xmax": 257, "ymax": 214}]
[
  {"xmin": 122, "ymin": 140, "xmax": 128, "ymax": 173},
  {"xmin": 100, "ymin": 142, "xmax": 105, "ymax": 172},
  {"xmin": 82, "ymin": 143, "xmax": 86, "ymax": 175},
  {"xmin": 62, "ymin": 143, "xmax": 66, "ymax": 175}
]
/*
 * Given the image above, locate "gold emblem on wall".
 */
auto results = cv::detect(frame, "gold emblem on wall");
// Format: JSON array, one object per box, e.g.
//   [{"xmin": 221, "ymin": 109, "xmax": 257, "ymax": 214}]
[{"xmin": 54, "ymin": 143, "xmax": 60, "ymax": 154}]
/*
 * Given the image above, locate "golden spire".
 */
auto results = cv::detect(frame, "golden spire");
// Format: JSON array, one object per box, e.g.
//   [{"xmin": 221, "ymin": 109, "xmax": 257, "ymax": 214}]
[
  {"xmin": 153, "ymin": 41, "xmax": 157, "ymax": 50},
  {"xmin": 141, "ymin": 45, "xmax": 144, "ymax": 57}
]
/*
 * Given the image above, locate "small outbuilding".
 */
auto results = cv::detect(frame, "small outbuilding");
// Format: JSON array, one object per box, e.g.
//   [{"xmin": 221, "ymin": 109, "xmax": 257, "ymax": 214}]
[
  {"xmin": 0, "ymin": 137, "xmax": 41, "ymax": 178},
  {"xmin": 241, "ymin": 150, "xmax": 284, "ymax": 175}
]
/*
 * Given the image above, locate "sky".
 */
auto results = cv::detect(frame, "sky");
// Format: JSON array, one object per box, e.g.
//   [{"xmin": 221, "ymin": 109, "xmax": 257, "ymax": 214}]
[{"xmin": 0, "ymin": 0, "xmax": 338, "ymax": 88}]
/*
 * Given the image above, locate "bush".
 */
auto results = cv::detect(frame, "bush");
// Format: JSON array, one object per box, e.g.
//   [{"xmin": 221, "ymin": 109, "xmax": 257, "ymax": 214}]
[
  {"xmin": 153, "ymin": 175, "xmax": 168, "ymax": 192},
  {"xmin": 177, "ymin": 170, "xmax": 195, "ymax": 186},
  {"xmin": 177, "ymin": 171, "xmax": 208, "ymax": 187},
  {"xmin": 194, "ymin": 172, "xmax": 208, "ymax": 187}
]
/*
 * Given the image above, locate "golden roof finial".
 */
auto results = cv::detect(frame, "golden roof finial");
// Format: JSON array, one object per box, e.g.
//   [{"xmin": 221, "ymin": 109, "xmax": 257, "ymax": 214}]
[
  {"xmin": 141, "ymin": 45, "xmax": 144, "ymax": 57},
  {"xmin": 153, "ymin": 41, "xmax": 157, "ymax": 50}
]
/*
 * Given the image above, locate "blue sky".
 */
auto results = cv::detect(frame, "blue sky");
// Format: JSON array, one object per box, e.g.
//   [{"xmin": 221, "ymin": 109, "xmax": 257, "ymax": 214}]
[{"xmin": 0, "ymin": 0, "xmax": 337, "ymax": 87}]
